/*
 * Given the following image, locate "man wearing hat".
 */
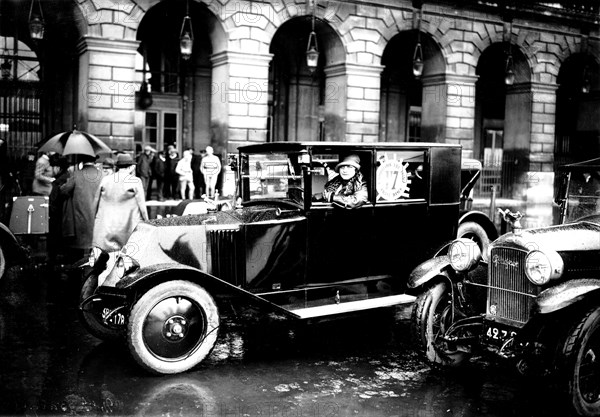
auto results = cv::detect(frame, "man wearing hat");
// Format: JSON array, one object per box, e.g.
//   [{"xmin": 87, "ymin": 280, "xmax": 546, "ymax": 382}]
[
  {"xmin": 321, "ymin": 154, "xmax": 368, "ymax": 209},
  {"xmin": 137, "ymin": 145, "xmax": 156, "ymax": 200},
  {"xmin": 93, "ymin": 153, "xmax": 149, "ymax": 251}
]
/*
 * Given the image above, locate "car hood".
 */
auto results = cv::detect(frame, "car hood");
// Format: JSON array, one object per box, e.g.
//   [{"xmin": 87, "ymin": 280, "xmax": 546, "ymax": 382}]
[
  {"xmin": 493, "ymin": 221, "xmax": 600, "ymax": 252},
  {"xmin": 120, "ymin": 212, "xmax": 242, "ymax": 270}
]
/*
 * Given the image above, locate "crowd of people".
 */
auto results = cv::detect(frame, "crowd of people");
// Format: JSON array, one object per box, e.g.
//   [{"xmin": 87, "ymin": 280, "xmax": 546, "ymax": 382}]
[
  {"xmin": 135, "ymin": 145, "xmax": 222, "ymax": 202},
  {"xmin": 2, "ymin": 144, "xmax": 224, "ymax": 264}
]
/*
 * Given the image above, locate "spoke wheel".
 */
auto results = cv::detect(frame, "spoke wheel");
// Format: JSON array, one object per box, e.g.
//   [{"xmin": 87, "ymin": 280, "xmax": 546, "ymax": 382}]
[
  {"xmin": 560, "ymin": 306, "xmax": 600, "ymax": 416},
  {"xmin": 412, "ymin": 280, "xmax": 468, "ymax": 367},
  {"xmin": 128, "ymin": 280, "xmax": 219, "ymax": 374}
]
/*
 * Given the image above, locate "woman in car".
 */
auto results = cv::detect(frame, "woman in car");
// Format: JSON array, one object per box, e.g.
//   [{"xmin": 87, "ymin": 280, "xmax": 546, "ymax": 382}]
[{"xmin": 321, "ymin": 154, "xmax": 368, "ymax": 209}]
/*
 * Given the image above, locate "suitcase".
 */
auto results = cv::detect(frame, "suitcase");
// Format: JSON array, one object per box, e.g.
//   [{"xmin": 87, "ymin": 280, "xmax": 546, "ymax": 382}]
[{"xmin": 9, "ymin": 196, "xmax": 50, "ymax": 234}]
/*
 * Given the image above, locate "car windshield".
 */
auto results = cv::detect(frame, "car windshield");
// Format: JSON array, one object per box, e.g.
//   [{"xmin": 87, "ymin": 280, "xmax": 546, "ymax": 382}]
[
  {"xmin": 565, "ymin": 170, "xmax": 600, "ymax": 222},
  {"xmin": 241, "ymin": 152, "xmax": 306, "ymax": 204}
]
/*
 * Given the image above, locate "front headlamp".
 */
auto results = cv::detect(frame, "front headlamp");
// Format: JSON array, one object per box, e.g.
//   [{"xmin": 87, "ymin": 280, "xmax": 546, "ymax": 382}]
[
  {"xmin": 448, "ymin": 238, "xmax": 482, "ymax": 272},
  {"xmin": 524, "ymin": 250, "xmax": 563, "ymax": 286},
  {"xmin": 115, "ymin": 255, "xmax": 140, "ymax": 279},
  {"xmin": 88, "ymin": 247, "xmax": 108, "ymax": 268}
]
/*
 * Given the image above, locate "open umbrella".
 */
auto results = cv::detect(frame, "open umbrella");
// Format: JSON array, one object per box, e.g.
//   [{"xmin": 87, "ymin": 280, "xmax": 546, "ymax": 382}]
[{"xmin": 39, "ymin": 128, "xmax": 112, "ymax": 157}]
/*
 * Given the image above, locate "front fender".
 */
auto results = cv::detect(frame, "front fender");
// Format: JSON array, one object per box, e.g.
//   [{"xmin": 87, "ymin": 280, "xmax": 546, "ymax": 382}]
[
  {"xmin": 408, "ymin": 256, "xmax": 452, "ymax": 289},
  {"xmin": 536, "ymin": 279, "xmax": 600, "ymax": 314},
  {"xmin": 116, "ymin": 263, "xmax": 297, "ymax": 319}
]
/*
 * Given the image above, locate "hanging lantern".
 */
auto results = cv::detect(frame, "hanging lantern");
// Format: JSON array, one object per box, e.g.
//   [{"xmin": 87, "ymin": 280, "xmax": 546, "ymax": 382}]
[
  {"xmin": 504, "ymin": 54, "xmax": 515, "ymax": 86},
  {"xmin": 179, "ymin": 0, "xmax": 194, "ymax": 61},
  {"xmin": 412, "ymin": 43, "xmax": 424, "ymax": 78},
  {"xmin": 306, "ymin": 31, "xmax": 319, "ymax": 71},
  {"xmin": 28, "ymin": 0, "xmax": 45, "ymax": 40}
]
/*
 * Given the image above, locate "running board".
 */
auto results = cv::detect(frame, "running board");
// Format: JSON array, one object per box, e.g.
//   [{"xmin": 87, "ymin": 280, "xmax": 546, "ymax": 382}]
[{"xmin": 289, "ymin": 294, "xmax": 416, "ymax": 320}]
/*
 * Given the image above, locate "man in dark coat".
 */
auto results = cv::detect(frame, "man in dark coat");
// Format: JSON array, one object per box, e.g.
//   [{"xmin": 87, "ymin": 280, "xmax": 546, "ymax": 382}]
[
  {"xmin": 152, "ymin": 151, "xmax": 166, "ymax": 201},
  {"xmin": 190, "ymin": 148, "xmax": 204, "ymax": 199},
  {"xmin": 136, "ymin": 145, "xmax": 156, "ymax": 200}
]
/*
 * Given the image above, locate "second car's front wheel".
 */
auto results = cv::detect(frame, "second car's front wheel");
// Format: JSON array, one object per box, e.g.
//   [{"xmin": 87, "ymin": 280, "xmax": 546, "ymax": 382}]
[
  {"xmin": 412, "ymin": 280, "xmax": 468, "ymax": 367},
  {"xmin": 127, "ymin": 280, "xmax": 219, "ymax": 375},
  {"xmin": 559, "ymin": 306, "xmax": 600, "ymax": 416}
]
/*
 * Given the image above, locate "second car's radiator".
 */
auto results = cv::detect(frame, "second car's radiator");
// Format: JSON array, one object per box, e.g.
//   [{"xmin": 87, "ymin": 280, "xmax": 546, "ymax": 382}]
[{"xmin": 487, "ymin": 247, "xmax": 538, "ymax": 325}]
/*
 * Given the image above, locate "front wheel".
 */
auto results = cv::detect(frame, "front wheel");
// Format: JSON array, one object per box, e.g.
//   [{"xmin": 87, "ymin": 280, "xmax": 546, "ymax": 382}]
[
  {"xmin": 127, "ymin": 280, "xmax": 219, "ymax": 375},
  {"xmin": 412, "ymin": 280, "xmax": 468, "ymax": 367},
  {"xmin": 559, "ymin": 306, "xmax": 600, "ymax": 416}
]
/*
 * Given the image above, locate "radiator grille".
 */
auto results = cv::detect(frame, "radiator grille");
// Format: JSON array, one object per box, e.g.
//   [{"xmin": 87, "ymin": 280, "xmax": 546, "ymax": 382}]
[
  {"xmin": 208, "ymin": 228, "xmax": 241, "ymax": 285},
  {"xmin": 488, "ymin": 247, "xmax": 538, "ymax": 325}
]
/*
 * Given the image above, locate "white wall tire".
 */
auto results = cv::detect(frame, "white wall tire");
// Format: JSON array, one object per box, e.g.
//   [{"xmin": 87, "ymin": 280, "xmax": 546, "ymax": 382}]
[{"xmin": 127, "ymin": 280, "xmax": 219, "ymax": 375}]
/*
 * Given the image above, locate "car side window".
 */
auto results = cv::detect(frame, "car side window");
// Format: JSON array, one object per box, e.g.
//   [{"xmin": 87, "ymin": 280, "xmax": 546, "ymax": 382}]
[{"xmin": 375, "ymin": 150, "xmax": 426, "ymax": 202}]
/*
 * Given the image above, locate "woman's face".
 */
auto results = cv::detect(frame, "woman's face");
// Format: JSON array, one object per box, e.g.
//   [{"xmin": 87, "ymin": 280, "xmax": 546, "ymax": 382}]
[{"xmin": 339, "ymin": 165, "xmax": 357, "ymax": 180}]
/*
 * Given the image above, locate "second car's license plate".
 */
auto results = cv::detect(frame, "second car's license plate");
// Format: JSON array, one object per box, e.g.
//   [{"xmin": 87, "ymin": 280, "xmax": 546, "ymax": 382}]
[{"xmin": 484, "ymin": 323, "xmax": 517, "ymax": 347}]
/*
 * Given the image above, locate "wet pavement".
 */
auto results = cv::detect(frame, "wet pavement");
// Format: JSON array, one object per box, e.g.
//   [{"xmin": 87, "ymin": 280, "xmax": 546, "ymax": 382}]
[{"xmin": 0, "ymin": 261, "xmax": 563, "ymax": 417}]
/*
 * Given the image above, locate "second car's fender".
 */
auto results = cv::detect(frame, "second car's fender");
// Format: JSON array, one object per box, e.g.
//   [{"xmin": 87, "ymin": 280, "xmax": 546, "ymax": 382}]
[
  {"xmin": 408, "ymin": 256, "xmax": 452, "ymax": 289},
  {"xmin": 535, "ymin": 279, "xmax": 600, "ymax": 314}
]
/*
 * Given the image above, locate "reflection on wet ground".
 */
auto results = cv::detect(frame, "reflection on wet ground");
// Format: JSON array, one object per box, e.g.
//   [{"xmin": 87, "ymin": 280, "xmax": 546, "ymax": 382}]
[{"xmin": 0, "ymin": 263, "xmax": 560, "ymax": 416}]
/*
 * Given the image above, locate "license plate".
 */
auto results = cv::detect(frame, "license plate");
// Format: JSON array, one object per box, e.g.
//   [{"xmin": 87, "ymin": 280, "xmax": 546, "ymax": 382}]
[
  {"xmin": 101, "ymin": 307, "xmax": 126, "ymax": 327},
  {"xmin": 484, "ymin": 323, "xmax": 518, "ymax": 347}
]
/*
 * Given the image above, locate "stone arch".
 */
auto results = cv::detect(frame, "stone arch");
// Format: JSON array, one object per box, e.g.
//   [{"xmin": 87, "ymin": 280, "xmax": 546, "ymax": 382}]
[
  {"xmin": 268, "ymin": 15, "xmax": 346, "ymax": 141},
  {"xmin": 555, "ymin": 52, "xmax": 600, "ymax": 165},
  {"xmin": 379, "ymin": 30, "xmax": 446, "ymax": 142},
  {"xmin": 474, "ymin": 41, "xmax": 533, "ymax": 199},
  {"xmin": 136, "ymin": 0, "xmax": 228, "ymax": 152}
]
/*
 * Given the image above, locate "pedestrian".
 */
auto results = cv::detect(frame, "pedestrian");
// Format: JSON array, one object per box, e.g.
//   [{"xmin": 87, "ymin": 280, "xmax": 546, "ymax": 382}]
[
  {"xmin": 176, "ymin": 150, "xmax": 195, "ymax": 200},
  {"xmin": 152, "ymin": 151, "xmax": 166, "ymax": 201},
  {"xmin": 166, "ymin": 148, "xmax": 180, "ymax": 200},
  {"xmin": 32, "ymin": 151, "xmax": 58, "ymax": 196},
  {"xmin": 101, "ymin": 158, "xmax": 116, "ymax": 177},
  {"xmin": 137, "ymin": 145, "xmax": 156, "ymax": 200},
  {"xmin": 200, "ymin": 146, "xmax": 221, "ymax": 198},
  {"xmin": 92, "ymin": 153, "xmax": 149, "ymax": 252},
  {"xmin": 19, "ymin": 151, "xmax": 37, "ymax": 195},
  {"xmin": 48, "ymin": 156, "xmax": 70, "ymax": 264},
  {"xmin": 190, "ymin": 148, "xmax": 204, "ymax": 198},
  {"xmin": 59, "ymin": 155, "xmax": 103, "ymax": 260}
]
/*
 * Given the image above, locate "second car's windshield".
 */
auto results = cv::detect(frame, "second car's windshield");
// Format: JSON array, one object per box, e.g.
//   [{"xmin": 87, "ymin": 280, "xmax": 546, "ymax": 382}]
[
  {"xmin": 242, "ymin": 152, "xmax": 305, "ymax": 204},
  {"xmin": 566, "ymin": 171, "xmax": 600, "ymax": 222}
]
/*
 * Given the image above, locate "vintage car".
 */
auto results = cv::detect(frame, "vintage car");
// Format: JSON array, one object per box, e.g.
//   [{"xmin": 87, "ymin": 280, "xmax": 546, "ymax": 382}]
[
  {"xmin": 79, "ymin": 141, "xmax": 496, "ymax": 375},
  {"xmin": 408, "ymin": 157, "xmax": 600, "ymax": 416}
]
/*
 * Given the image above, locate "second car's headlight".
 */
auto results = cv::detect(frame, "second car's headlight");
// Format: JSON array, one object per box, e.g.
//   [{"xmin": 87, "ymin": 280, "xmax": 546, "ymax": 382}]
[
  {"xmin": 448, "ymin": 238, "xmax": 482, "ymax": 272},
  {"xmin": 524, "ymin": 250, "xmax": 563, "ymax": 285}
]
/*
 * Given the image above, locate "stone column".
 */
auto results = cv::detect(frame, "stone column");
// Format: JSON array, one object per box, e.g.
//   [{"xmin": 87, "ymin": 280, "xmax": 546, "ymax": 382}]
[
  {"xmin": 77, "ymin": 37, "xmax": 139, "ymax": 150},
  {"xmin": 525, "ymin": 82, "xmax": 557, "ymax": 227},
  {"xmin": 211, "ymin": 51, "xmax": 273, "ymax": 153},
  {"xmin": 441, "ymin": 74, "xmax": 477, "ymax": 158},
  {"xmin": 345, "ymin": 63, "xmax": 384, "ymax": 142}
]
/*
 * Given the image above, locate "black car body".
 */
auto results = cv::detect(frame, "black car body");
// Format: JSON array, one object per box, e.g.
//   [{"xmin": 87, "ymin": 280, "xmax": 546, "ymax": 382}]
[
  {"xmin": 0, "ymin": 221, "xmax": 27, "ymax": 279},
  {"xmin": 408, "ymin": 157, "xmax": 600, "ymax": 416},
  {"xmin": 79, "ymin": 141, "xmax": 494, "ymax": 375}
]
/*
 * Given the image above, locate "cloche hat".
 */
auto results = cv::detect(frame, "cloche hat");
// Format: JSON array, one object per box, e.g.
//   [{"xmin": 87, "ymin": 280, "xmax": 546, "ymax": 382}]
[{"xmin": 335, "ymin": 154, "xmax": 361, "ymax": 172}]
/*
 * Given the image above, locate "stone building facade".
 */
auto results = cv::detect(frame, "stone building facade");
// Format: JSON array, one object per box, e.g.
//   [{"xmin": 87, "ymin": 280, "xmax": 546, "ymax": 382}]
[{"xmin": 1, "ymin": 0, "xmax": 599, "ymax": 224}]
